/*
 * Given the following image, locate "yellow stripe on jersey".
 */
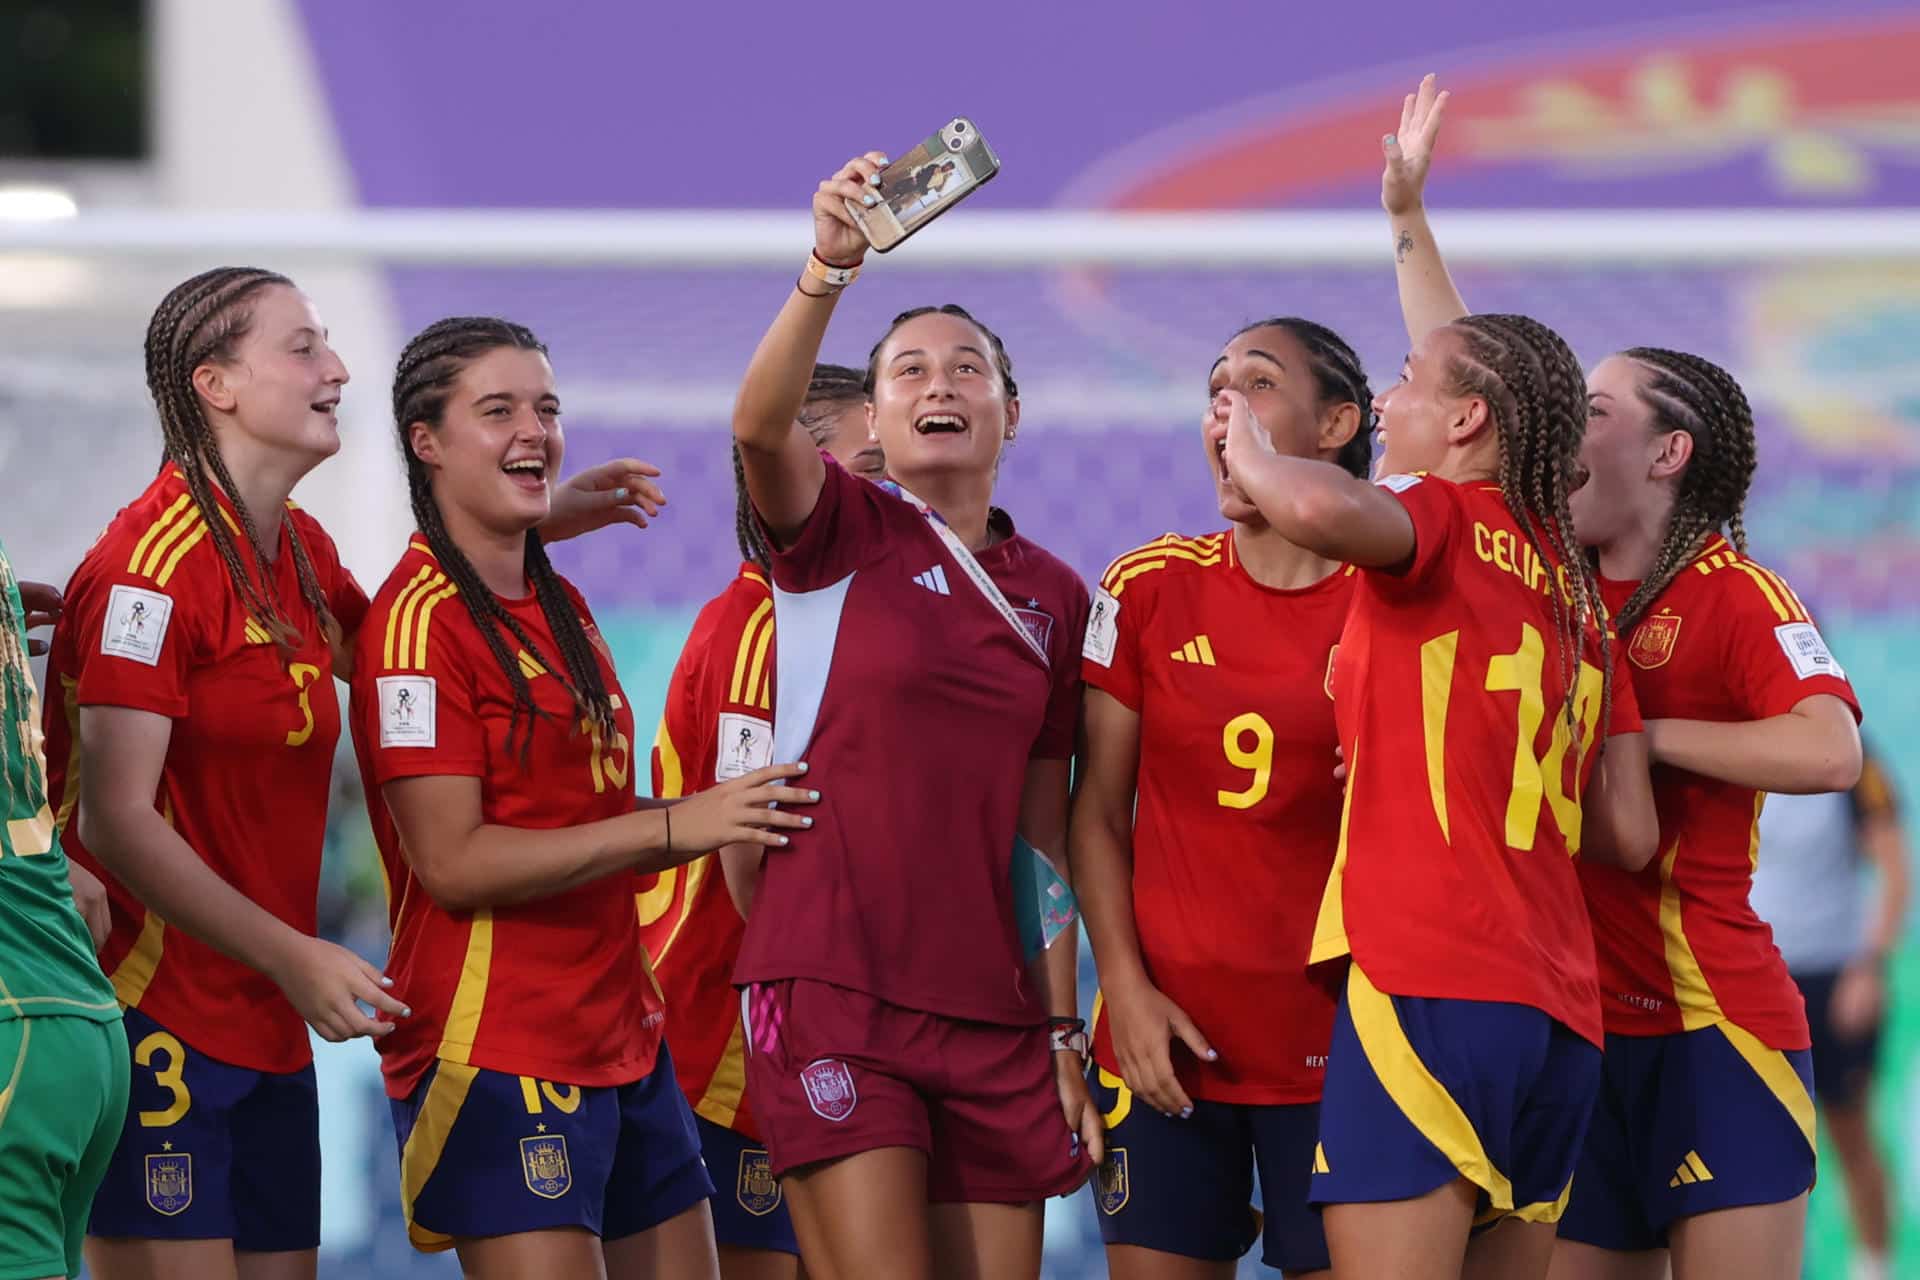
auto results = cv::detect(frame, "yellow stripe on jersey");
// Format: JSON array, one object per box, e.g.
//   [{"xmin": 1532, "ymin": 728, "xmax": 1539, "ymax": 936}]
[
  {"xmin": 1420, "ymin": 631, "xmax": 1461, "ymax": 844},
  {"xmin": 741, "ymin": 567, "xmax": 768, "ymax": 589},
  {"xmin": 728, "ymin": 600, "xmax": 774, "ymax": 705},
  {"xmin": 243, "ymin": 619, "xmax": 271, "ymax": 646},
  {"xmin": 382, "ymin": 566, "xmax": 439, "ymax": 670},
  {"xmin": 436, "ymin": 910, "xmax": 493, "ymax": 1063},
  {"xmin": 1098, "ymin": 534, "xmax": 1222, "ymax": 590},
  {"xmin": 54, "ymin": 676, "xmax": 80, "ymax": 830},
  {"xmin": 1656, "ymin": 838, "xmax": 1727, "ymax": 1031},
  {"xmin": 1715, "ymin": 1021, "xmax": 1816, "ymax": 1153},
  {"xmin": 133, "ymin": 511, "xmax": 202, "ymax": 582},
  {"xmin": 1512, "ymin": 1176, "xmax": 1576, "ymax": 1224},
  {"xmin": 1747, "ymin": 791, "xmax": 1764, "ymax": 872},
  {"xmin": 1749, "ymin": 563, "xmax": 1811, "ymax": 622},
  {"xmin": 409, "ymin": 582, "xmax": 460, "ymax": 670},
  {"xmin": 1346, "ymin": 962, "xmax": 1516, "ymax": 1212},
  {"xmin": 153, "ymin": 519, "xmax": 210, "ymax": 589},
  {"xmin": 108, "ymin": 910, "xmax": 167, "ymax": 1008},
  {"xmin": 1308, "ymin": 740, "xmax": 1361, "ymax": 965},
  {"xmin": 516, "ymin": 650, "xmax": 547, "ymax": 680},
  {"xmin": 408, "ymin": 538, "xmax": 435, "ymax": 559},
  {"xmin": 693, "ymin": 1017, "xmax": 748, "ymax": 1130},
  {"xmin": 1723, "ymin": 561, "xmax": 1793, "ymax": 622},
  {"xmin": 654, "ymin": 717, "xmax": 685, "ymax": 800},
  {"xmin": 1110, "ymin": 545, "xmax": 1224, "ymax": 597},
  {"xmin": 1096, "ymin": 1065, "xmax": 1133, "ymax": 1131},
  {"xmin": 126, "ymin": 495, "xmax": 196, "ymax": 575},
  {"xmin": 745, "ymin": 613, "xmax": 775, "ymax": 712},
  {"xmin": 399, "ymin": 1059, "xmax": 477, "ymax": 1252}
]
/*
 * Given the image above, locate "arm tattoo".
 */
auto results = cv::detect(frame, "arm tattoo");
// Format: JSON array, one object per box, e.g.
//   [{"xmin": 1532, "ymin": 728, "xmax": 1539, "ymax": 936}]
[{"xmin": 1395, "ymin": 231, "xmax": 1415, "ymax": 263}]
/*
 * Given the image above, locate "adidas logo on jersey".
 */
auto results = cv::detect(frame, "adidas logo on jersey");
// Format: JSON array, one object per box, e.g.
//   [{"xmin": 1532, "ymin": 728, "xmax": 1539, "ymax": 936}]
[
  {"xmin": 1169, "ymin": 635, "xmax": 1216, "ymax": 666},
  {"xmin": 1669, "ymin": 1150, "xmax": 1714, "ymax": 1187},
  {"xmin": 913, "ymin": 565, "xmax": 951, "ymax": 596}
]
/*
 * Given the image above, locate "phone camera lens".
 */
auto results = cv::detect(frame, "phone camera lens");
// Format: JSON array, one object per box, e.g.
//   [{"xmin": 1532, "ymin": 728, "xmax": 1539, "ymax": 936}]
[{"xmin": 954, "ymin": 121, "xmax": 967, "ymax": 132}]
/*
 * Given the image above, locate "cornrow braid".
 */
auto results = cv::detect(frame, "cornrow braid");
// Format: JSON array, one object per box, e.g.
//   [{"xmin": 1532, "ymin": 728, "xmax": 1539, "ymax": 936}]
[
  {"xmin": 1609, "ymin": 348, "xmax": 1758, "ymax": 632},
  {"xmin": 145, "ymin": 267, "xmax": 338, "ymax": 657},
  {"xmin": 392, "ymin": 316, "xmax": 615, "ymax": 760},
  {"xmin": 0, "ymin": 559, "xmax": 34, "ymax": 821},
  {"xmin": 1444, "ymin": 314, "xmax": 1612, "ymax": 738},
  {"xmin": 1232, "ymin": 317, "xmax": 1376, "ymax": 478},
  {"xmin": 734, "ymin": 363, "xmax": 866, "ymax": 568}
]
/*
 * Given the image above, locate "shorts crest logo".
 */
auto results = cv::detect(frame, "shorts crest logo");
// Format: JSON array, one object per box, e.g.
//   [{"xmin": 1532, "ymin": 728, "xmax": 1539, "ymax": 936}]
[
  {"xmin": 736, "ymin": 1148, "xmax": 782, "ymax": 1216},
  {"xmin": 145, "ymin": 1152, "xmax": 193, "ymax": 1216},
  {"xmin": 799, "ymin": 1057, "xmax": 858, "ymax": 1122},
  {"xmin": 1096, "ymin": 1147, "xmax": 1129, "ymax": 1215},
  {"xmin": 1629, "ymin": 610, "xmax": 1681, "ymax": 669},
  {"xmin": 520, "ymin": 1134, "xmax": 573, "ymax": 1199}
]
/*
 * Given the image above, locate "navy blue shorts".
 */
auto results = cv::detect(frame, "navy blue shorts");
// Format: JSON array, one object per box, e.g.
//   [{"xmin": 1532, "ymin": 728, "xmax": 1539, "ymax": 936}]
[
  {"xmin": 1086, "ymin": 1063, "xmax": 1328, "ymax": 1274},
  {"xmin": 1311, "ymin": 964, "xmax": 1600, "ymax": 1228},
  {"xmin": 89, "ymin": 1006, "xmax": 320, "ymax": 1251},
  {"xmin": 1558, "ymin": 1022, "xmax": 1817, "ymax": 1250},
  {"xmin": 391, "ymin": 1043, "xmax": 712, "ymax": 1251},
  {"xmin": 696, "ymin": 1115, "xmax": 798, "ymax": 1255},
  {"xmin": 1795, "ymin": 968, "xmax": 1880, "ymax": 1109}
]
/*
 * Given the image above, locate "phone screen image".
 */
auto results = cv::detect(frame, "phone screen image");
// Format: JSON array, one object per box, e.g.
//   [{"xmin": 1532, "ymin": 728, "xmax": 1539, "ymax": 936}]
[{"xmin": 860, "ymin": 142, "xmax": 982, "ymax": 246}]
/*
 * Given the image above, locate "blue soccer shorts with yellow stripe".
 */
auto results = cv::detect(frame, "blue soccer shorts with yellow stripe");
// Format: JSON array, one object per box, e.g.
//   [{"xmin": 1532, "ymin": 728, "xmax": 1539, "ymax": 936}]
[
  {"xmin": 1558, "ymin": 1022, "xmax": 1817, "ymax": 1250},
  {"xmin": 1311, "ymin": 964, "xmax": 1601, "ymax": 1226},
  {"xmin": 390, "ymin": 1043, "xmax": 711, "ymax": 1251}
]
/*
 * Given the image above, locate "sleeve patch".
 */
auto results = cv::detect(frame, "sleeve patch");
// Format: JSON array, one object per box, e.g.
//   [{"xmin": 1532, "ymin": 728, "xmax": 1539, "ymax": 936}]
[
  {"xmin": 1774, "ymin": 621, "xmax": 1844, "ymax": 681},
  {"xmin": 1376, "ymin": 473, "xmax": 1423, "ymax": 493},
  {"xmin": 715, "ymin": 712, "xmax": 774, "ymax": 780},
  {"xmin": 1083, "ymin": 589, "xmax": 1120, "ymax": 668},
  {"xmin": 378, "ymin": 675, "xmax": 437, "ymax": 748},
  {"xmin": 100, "ymin": 584, "xmax": 174, "ymax": 667}
]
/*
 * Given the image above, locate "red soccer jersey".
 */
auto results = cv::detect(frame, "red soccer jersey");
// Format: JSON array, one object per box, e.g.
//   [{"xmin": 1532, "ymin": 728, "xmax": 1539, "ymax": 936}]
[
  {"xmin": 641, "ymin": 563, "xmax": 775, "ymax": 1139},
  {"xmin": 732, "ymin": 461, "xmax": 1090, "ymax": 1025},
  {"xmin": 43, "ymin": 466, "xmax": 366, "ymax": 1073},
  {"xmin": 351, "ymin": 539, "xmax": 664, "ymax": 1099},
  {"xmin": 1082, "ymin": 531, "xmax": 1350, "ymax": 1104},
  {"xmin": 1582, "ymin": 537, "xmax": 1859, "ymax": 1049},
  {"xmin": 1309, "ymin": 476, "xmax": 1642, "ymax": 1048}
]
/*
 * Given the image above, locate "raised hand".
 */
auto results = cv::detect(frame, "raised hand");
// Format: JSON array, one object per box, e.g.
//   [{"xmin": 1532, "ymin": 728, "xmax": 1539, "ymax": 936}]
[
  {"xmin": 1382, "ymin": 73, "xmax": 1451, "ymax": 217},
  {"xmin": 667, "ymin": 763, "xmax": 820, "ymax": 858},
  {"xmin": 544, "ymin": 458, "xmax": 667, "ymax": 541},
  {"xmin": 814, "ymin": 153, "xmax": 889, "ymax": 267},
  {"xmin": 1211, "ymin": 389, "xmax": 1276, "ymax": 489}
]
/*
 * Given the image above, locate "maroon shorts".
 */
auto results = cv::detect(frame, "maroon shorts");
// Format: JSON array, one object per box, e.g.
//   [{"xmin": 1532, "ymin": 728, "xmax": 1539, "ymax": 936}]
[{"xmin": 742, "ymin": 978, "xmax": 1090, "ymax": 1203}]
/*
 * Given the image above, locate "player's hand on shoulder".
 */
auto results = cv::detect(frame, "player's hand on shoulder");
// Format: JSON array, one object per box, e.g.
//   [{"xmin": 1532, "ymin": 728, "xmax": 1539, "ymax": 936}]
[
  {"xmin": 543, "ymin": 458, "xmax": 668, "ymax": 541},
  {"xmin": 67, "ymin": 860, "xmax": 111, "ymax": 950},
  {"xmin": 814, "ymin": 153, "xmax": 888, "ymax": 267},
  {"xmin": 663, "ymin": 763, "xmax": 820, "ymax": 863},
  {"xmin": 1104, "ymin": 977, "xmax": 1216, "ymax": 1120},
  {"xmin": 1382, "ymin": 73, "xmax": 1449, "ymax": 216},
  {"xmin": 269, "ymin": 934, "xmax": 409, "ymax": 1043},
  {"xmin": 17, "ymin": 579, "xmax": 61, "ymax": 655}
]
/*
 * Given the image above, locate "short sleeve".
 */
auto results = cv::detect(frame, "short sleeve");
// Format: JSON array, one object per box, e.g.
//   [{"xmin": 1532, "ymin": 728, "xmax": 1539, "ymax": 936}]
[
  {"xmin": 651, "ymin": 655, "xmax": 704, "ymax": 800},
  {"xmin": 354, "ymin": 602, "xmax": 486, "ymax": 784},
  {"xmin": 68, "ymin": 561, "xmax": 209, "ymax": 720},
  {"xmin": 762, "ymin": 457, "xmax": 890, "ymax": 593},
  {"xmin": 1367, "ymin": 474, "xmax": 1458, "ymax": 594},
  {"xmin": 1718, "ymin": 576, "xmax": 1860, "ymax": 724},
  {"xmin": 1034, "ymin": 575, "xmax": 1090, "ymax": 760},
  {"xmin": 1083, "ymin": 564, "xmax": 1147, "ymax": 712},
  {"xmin": 1606, "ymin": 636, "xmax": 1644, "ymax": 737}
]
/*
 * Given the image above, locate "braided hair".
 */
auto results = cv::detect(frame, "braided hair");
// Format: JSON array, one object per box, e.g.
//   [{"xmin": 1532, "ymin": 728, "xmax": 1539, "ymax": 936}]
[
  {"xmin": 862, "ymin": 304, "xmax": 1018, "ymax": 400},
  {"xmin": 391, "ymin": 317, "xmax": 614, "ymax": 759},
  {"xmin": 1230, "ymin": 317, "xmax": 1376, "ymax": 478},
  {"xmin": 734, "ymin": 363, "xmax": 866, "ymax": 569},
  {"xmin": 0, "ymin": 560, "xmax": 35, "ymax": 821},
  {"xmin": 1607, "ymin": 348, "xmax": 1758, "ymax": 632},
  {"xmin": 144, "ymin": 267, "xmax": 339, "ymax": 656},
  {"xmin": 1443, "ymin": 314, "xmax": 1611, "ymax": 735}
]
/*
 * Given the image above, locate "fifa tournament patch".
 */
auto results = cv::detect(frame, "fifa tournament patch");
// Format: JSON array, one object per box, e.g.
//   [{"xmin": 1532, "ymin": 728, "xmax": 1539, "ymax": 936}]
[
  {"xmin": 101, "ymin": 584, "xmax": 174, "ymax": 667},
  {"xmin": 145, "ymin": 1150, "xmax": 193, "ymax": 1216},
  {"xmin": 736, "ymin": 1148, "xmax": 782, "ymax": 1216},
  {"xmin": 1083, "ymin": 589, "xmax": 1120, "ymax": 667},
  {"xmin": 799, "ymin": 1057, "xmax": 858, "ymax": 1122},
  {"xmin": 1376, "ymin": 473, "xmax": 1423, "ymax": 493},
  {"xmin": 715, "ymin": 712, "xmax": 774, "ymax": 781},
  {"xmin": 1774, "ymin": 622, "xmax": 1844, "ymax": 680},
  {"xmin": 520, "ymin": 1133, "xmax": 573, "ymax": 1198},
  {"xmin": 377, "ymin": 675, "xmax": 437, "ymax": 748}
]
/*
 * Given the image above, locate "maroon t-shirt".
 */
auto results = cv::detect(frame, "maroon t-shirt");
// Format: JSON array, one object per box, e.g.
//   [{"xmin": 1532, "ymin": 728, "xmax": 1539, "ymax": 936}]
[{"xmin": 732, "ymin": 459, "xmax": 1089, "ymax": 1025}]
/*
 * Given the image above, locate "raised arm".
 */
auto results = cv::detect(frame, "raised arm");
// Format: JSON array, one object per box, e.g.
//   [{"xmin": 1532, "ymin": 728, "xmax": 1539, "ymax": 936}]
[
  {"xmin": 733, "ymin": 152, "xmax": 886, "ymax": 545},
  {"xmin": 1383, "ymin": 74, "xmax": 1470, "ymax": 345}
]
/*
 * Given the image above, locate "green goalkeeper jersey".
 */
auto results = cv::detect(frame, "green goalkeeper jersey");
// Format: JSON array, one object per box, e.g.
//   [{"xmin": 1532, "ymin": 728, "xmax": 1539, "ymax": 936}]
[{"xmin": 0, "ymin": 542, "xmax": 118, "ymax": 1024}]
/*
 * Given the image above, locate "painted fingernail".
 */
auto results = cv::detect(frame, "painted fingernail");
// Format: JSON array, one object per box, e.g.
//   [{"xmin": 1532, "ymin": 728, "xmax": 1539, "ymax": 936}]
[
  {"xmin": 1207, "ymin": 1049, "xmax": 1220, "ymax": 1061},
  {"xmin": 380, "ymin": 976, "xmax": 394, "ymax": 987},
  {"xmin": 1383, "ymin": 134, "xmax": 1396, "ymax": 144},
  {"xmin": 779, "ymin": 835, "xmax": 790, "ymax": 845},
  {"xmin": 809, "ymin": 790, "xmax": 821, "ymax": 801},
  {"xmin": 802, "ymin": 816, "xmax": 814, "ymax": 827},
  {"xmin": 401, "ymin": 1006, "xmax": 413, "ymax": 1017},
  {"xmin": 614, "ymin": 487, "xmax": 629, "ymax": 499},
  {"xmin": 799, "ymin": 762, "xmax": 809, "ymax": 772},
  {"xmin": 1180, "ymin": 1106, "xmax": 1193, "ymax": 1119},
  {"xmin": 863, "ymin": 194, "xmax": 877, "ymax": 206}
]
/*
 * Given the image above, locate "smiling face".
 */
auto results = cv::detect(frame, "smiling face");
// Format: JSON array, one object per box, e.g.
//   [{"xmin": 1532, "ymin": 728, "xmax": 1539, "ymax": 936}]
[
  {"xmin": 1371, "ymin": 326, "xmax": 1482, "ymax": 478},
  {"xmin": 1203, "ymin": 325, "xmax": 1353, "ymax": 523},
  {"xmin": 1572, "ymin": 354, "xmax": 1687, "ymax": 551},
  {"xmin": 197, "ymin": 284, "xmax": 350, "ymax": 465},
  {"xmin": 409, "ymin": 345, "xmax": 564, "ymax": 536},
  {"xmin": 864, "ymin": 310, "xmax": 1017, "ymax": 488}
]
